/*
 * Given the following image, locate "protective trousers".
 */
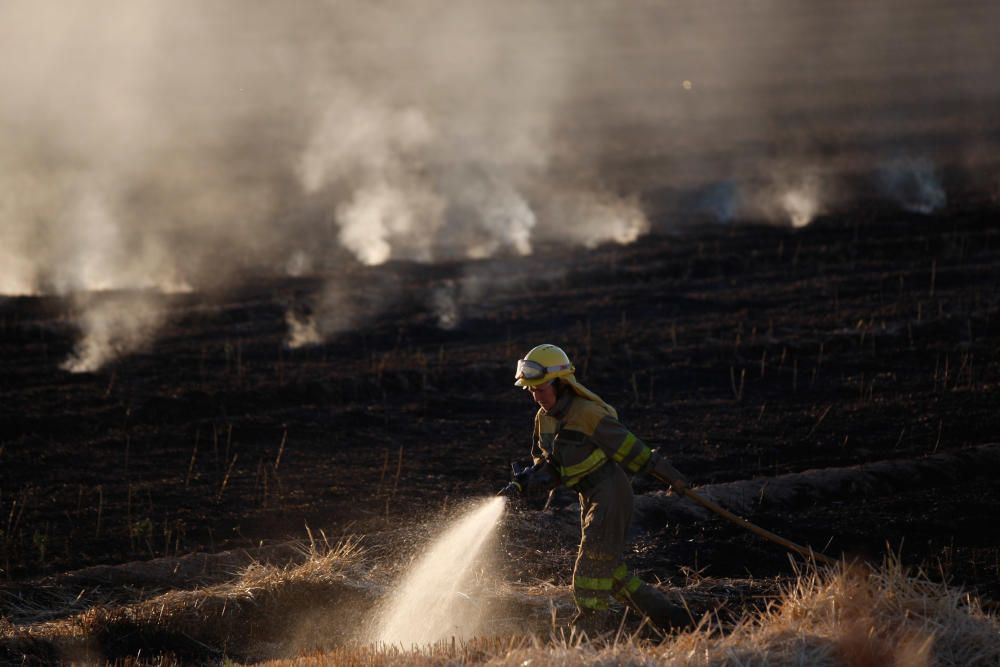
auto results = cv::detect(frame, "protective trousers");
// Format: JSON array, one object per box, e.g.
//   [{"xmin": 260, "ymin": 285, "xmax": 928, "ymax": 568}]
[{"xmin": 572, "ymin": 464, "xmax": 689, "ymax": 630}]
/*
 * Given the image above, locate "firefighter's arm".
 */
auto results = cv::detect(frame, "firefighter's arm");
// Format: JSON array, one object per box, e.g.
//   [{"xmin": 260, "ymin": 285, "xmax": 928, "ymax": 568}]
[
  {"xmin": 499, "ymin": 459, "xmax": 561, "ymax": 497},
  {"xmin": 500, "ymin": 417, "xmax": 562, "ymax": 497},
  {"xmin": 529, "ymin": 419, "xmax": 545, "ymax": 467},
  {"xmin": 592, "ymin": 415, "xmax": 688, "ymax": 493},
  {"xmin": 527, "ymin": 414, "xmax": 560, "ymax": 490}
]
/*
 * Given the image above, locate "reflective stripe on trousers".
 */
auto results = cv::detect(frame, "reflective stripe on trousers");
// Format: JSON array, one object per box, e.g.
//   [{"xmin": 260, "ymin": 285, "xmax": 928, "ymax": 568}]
[
  {"xmin": 573, "ymin": 561, "xmax": 642, "ymax": 610},
  {"xmin": 611, "ymin": 563, "xmax": 643, "ymax": 601},
  {"xmin": 572, "ymin": 462, "xmax": 632, "ymax": 613}
]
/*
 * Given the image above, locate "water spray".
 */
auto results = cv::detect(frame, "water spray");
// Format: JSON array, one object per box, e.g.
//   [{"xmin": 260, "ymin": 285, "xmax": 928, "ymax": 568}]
[{"xmin": 372, "ymin": 496, "xmax": 506, "ymax": 648}]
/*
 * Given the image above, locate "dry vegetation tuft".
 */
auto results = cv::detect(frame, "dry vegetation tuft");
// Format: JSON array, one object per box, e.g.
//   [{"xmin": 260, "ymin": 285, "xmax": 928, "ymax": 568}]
[
  {"xmin": 7, "ymin": 550, "xmax": 994, "ymax": 666},
  {"xmin": 246, "ymin": 556, "xmax": 999, "ymax": 667},
  {"xmin": 2, "ymin": 536, "xmax": 374, "ymax": 664}
]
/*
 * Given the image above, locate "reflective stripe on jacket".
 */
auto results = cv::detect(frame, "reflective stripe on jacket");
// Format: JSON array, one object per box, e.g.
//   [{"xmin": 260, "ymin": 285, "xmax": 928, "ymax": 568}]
[{"xmin": 531, "ymin": 390, "xmax": 655, "ymax": 489}]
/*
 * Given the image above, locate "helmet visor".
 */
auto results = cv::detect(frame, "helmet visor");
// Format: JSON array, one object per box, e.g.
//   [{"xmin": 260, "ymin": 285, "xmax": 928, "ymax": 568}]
[
  {"xmin": 515, "ymin": 359, "xmax": 572, "ymax": 381},
  {"xmin": 515, "ymin": 359, "xmax": 546, "ymax": 381}
]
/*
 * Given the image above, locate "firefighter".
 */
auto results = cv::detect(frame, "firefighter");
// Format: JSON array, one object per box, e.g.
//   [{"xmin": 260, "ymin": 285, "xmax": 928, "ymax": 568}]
[{"xmin": 504, "ymin": 343, "xmax": 691, "ymax": 633}]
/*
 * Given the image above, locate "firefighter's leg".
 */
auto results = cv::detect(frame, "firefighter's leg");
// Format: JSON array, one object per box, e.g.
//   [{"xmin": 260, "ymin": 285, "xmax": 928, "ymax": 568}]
[
  {"xmin": 612, "ymin": 564, "xmax": 692, "ymax": 630},
  {"xmin": 578, "ymin": 465, "xmax": 689, "ymax": 631},
  {"xmin": 570, "ymin": 502, "xmax": 614, "ymax": 632},
  {"xmin": 571, "ymin": 467, "xmax": 633, "ymax": 632}
]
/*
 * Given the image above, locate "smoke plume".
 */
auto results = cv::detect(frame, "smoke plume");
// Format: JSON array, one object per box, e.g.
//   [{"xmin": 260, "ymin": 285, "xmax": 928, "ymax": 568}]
[
  {"xmin": 879, "ymin": 157, "xmax": 947, "ymax": 215},
  {"xmin": 538, "ymin": 190, "xmax": 650, "ymax": 247},
  {"xmin": 1, "ymin": 1, "xmax": 998, "ymax": 362},
  {"xmin": 61, "ymin": 292, "xmax": 168, "ymax": 373}
]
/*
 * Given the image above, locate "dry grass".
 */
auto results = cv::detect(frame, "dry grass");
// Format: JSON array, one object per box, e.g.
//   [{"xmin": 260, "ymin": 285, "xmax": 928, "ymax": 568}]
[
  {"xmin": 253, "ymin": 556, "xmax": 999, "ymax": 667},
  {"xmin": 2, "ymin": 536, "xmax": 374, "ymax": 664},
  {"xmin": 3, "ymin": 547, "xmax": 997, "ymax": 666}
]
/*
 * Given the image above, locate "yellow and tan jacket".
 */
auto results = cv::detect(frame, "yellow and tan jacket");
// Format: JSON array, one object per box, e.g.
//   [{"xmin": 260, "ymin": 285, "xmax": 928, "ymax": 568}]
[{"xmin": 531, "ymin": 389, "xmax": 656, "ymax": 490}]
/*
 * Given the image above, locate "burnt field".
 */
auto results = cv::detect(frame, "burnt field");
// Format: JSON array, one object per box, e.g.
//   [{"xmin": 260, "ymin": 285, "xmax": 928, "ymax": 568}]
[
  {"xmin": 2, "ymin": 189, "xmax": 999, "ymax": 613},
  {"xmin": 3, "ymin": 2, "xmax": 1000, "ymax": 660}
]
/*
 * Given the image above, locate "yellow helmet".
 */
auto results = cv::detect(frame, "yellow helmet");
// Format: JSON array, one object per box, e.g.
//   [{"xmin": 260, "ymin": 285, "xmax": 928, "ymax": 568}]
[{"xmin": 514, "ymin": 344, "xmax": 575, "ymax": 388}]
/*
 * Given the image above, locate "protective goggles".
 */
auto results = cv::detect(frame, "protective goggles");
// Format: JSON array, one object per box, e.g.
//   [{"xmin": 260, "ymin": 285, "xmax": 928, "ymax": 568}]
[{"xmin": 515, "ymin": 358, "xmax": 572, "ymax": 381}]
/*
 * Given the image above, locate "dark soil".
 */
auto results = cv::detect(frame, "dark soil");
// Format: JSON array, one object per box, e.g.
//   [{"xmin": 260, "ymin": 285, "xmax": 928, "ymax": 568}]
[{"xmin": 2, "ymin": 192, "xmax": 999, "ymax": 617}]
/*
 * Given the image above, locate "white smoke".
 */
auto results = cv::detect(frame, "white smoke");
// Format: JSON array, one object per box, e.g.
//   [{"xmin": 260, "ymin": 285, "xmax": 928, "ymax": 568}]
[
  {"xmin": 61, "ymin": 292, "xmax": 168, "ymax": 373},
  {"xmin": 284, "ymin": 251, "xmax": 313, "ymax": 278},
  {"xmin": 297, "ymin": 86, "xmax": 445, "ymax": 268},
  {"xmin": 1, "ymin": 0, "xmax": 996, "ymax": 361},
  {"xmin": 780, "ymin": 186, "xmax": 823, "ymax": 229},
  {"xmin": 431, "ymin": 282, "xmax": 460, "ymax": 330},
  {"xmin": 879, "ymin": 157, "xmax": 947, "ymax": 214},
  {"xmin": 43, "ymin": 186, "xmax": 189, "ymax": 295},
  {"xmin": 442, "ymin": 170, "xmax": 537, "ymax": 259},
  {"xmin": 296, "ymin": 185, "xmax": 645, "ymax": 343},
  {"xmin": 335, "ymin": 182, "xmax": 446, "ymax": 266},
  {"xmin": 4, "ymin": 177, "xmax": 187, "ymax": 370},
  {"xmin": 749, "ymin": 171, "xmax": 828, "ymax": 229},
  {"xmin": 296, "ymin": 88, "xmax": 542, "ymax": 267},
  {"xmin": 538, "ymin": 190, "xmax": 649, "ymax": 248},
  {"xmin": 282, "ymin": 275, "xmax": 400, "ymax": 349},
  {"xmin": 0, "ymin": 170, "xmax": 47, "ymax": 295},
  {"xmin": 0, "ymin": 244, "xmax": 36, "ymax": 296},
  {"xmin": 284, "ymin": 310, "xmax": 323, "ymax": 349},
  {"xmin": 424, "ymin": 259, "xmax": 568, "ymax": 332},
  {"xmin": 698, "ymin": 181, "xmax": 741, "ymax": 224},
  {"xmin": 299, "ymin": 89, "xmax": 434, "ymax": 195}
]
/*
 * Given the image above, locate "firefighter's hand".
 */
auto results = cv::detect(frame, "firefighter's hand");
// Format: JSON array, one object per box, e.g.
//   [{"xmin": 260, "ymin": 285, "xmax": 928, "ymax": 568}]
[
  {"xmin": 497, "ymin": 480, "xmax": 522, "ymax": 497},
  {"xmin": 650, "ymin": 453, "xmax": 689, "ymax": 496},
  {"xmin": 498, "ymin": 461, "xmax": 529, "ymax": 497}
]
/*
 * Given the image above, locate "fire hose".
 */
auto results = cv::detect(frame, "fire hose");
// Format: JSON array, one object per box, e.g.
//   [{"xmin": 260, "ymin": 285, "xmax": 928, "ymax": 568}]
[
  {"xmin": 501, "ymin": 462, "xmax": 838, "ymax": 566},
  {"xmin": 652, "ymin": 471, "xmax": 838, "ymax": 567}
]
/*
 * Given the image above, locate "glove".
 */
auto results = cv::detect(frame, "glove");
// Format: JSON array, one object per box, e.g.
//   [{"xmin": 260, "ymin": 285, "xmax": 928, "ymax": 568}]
[
  {"xmin": 497, "ymin": 462, "xmax": 527, "ymax": 497},
  {"xmin": 650, "ymin": 453, "xmax": 688, "ymax": 495},
  {"xmin": 668, "ymin": 476, "xmax": 688, "ymax": 495},
  {"xmin": 497, "ymin": 481, "xmax": 521, "ymax": 497},
  {"xmin": 498, "ymin": 460, "xmax": 560, "ymax": 497}
]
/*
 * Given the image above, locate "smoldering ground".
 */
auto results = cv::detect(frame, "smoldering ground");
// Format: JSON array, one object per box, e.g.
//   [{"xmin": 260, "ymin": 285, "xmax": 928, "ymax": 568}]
[{"xmin": 2, "ymin": 0, "xmax": 999, "ymax": 368}]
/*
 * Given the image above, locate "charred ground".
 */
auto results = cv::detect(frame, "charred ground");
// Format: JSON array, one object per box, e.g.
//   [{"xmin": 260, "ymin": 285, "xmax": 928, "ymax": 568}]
[{"xmin": 2, "ymin": 189, "xmax": 999, "ymax": 619}]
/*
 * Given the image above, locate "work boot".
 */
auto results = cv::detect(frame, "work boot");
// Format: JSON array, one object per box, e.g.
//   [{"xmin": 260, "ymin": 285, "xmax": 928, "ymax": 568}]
[
  {"xmin": 569, "ymin": 609, "xmax": 611, "ymax": 638},
  {"xmin": 645, "ymin": 600, "xmax": 693, "ymax": 632},
  {"xmin": 628, "ymin": 583, "xmax": 693, "ymax": 632}
]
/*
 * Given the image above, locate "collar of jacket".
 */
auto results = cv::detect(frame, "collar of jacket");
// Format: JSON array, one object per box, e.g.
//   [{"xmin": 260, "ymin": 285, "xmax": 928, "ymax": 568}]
[{"xmin": 541, "ymin": 384, "xmax": 574, "ymax": 419}]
